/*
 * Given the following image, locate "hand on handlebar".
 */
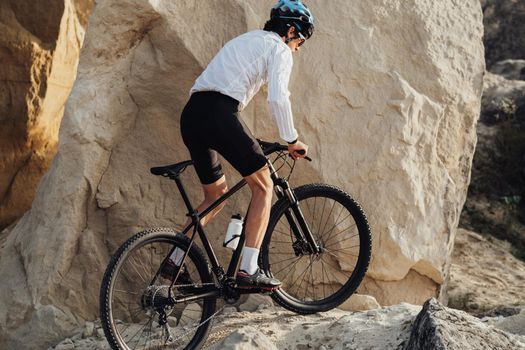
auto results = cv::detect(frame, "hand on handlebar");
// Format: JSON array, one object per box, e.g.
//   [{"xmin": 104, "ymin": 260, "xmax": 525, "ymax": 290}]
[{"xmin": 288, "ymin": 140, "xmax": 309, "ymax": 160}]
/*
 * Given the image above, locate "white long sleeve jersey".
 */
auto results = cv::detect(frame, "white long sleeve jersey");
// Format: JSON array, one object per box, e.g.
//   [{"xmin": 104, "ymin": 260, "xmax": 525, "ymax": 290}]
[{"xmin": 190, "ymin": 30, "xmax": 298, "ymax": 143}]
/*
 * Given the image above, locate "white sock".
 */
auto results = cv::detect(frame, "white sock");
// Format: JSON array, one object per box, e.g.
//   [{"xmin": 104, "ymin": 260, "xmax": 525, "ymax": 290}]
[
  {"xmin": 169, "ymin": 247, "xmax": 185, "ymax": 265},
  {"xmin": 240, "ymin": 247, "xmax": 260, "ymax": 275}
]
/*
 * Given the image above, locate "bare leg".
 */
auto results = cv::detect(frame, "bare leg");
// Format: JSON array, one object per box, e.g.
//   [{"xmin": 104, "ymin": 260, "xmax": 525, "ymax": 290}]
[
  {"xmin": 236, "ymin": 165, "xmax": 280, "ymax": 287},
  {"xmin": 168, "ymin": 175, "xmax": 228, "ymax": 265},
  {"xmin": 243, "ymin": 165, "xmax": 273, "ymax": 248},
  {"xmin": 183, "ymin": 175, "xmax": 229, "ymax": 230}
]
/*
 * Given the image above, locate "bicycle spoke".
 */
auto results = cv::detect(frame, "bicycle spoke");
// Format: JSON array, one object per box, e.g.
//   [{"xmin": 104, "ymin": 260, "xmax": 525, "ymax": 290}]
[
  {"xmin": 308, "ymin": 261, "xmax": 316, "ymax": 301},
  {"xmin": 323, "ymin": 224, "xmax": 358, "ymax": 246},
  {"xmin": 322, "ymin": 213, "xmax": 353, "ymax": 244},
  {"xmin": 320, "ymin": 259, "xmax": 336, "ymax": 299},
  {"xmin": 103, "ymin": 232, "xmax": 216, "ymax": 350},
  {"xmin": 320, "ymin": 199, "xmax": 337, "ymax": 239},
  {"xmin": 322, "ymin": 203, "xmax": 345, "ymax": 237},
  {"xmin": 324, "ymin": 247, "xmax": 359, "ymax": 259},
  {"xmin": 134, "ymin": 323, "xmax": 151, "ymax": 350},
  {"xmin": 149, "ymin": 245, "xmax": 154, "ymax": 285},
  {"xmin": 143, "ymin": 322, "xmax": 154, "ymax": 350},
  {"xmin": 317, "ymin": 198, "xmax": 328, "ymax": 238},
  {"xmin": 295, "ymin": 261, "xmax": 311, "ymax": 300},
  {"xmin": 271, "ymin": 254, "xmax": 301, "ymax": 266},
  {"xmin": 114, "ymin": 289, "xmax": 140, "ymax": 296},
  {"xmin": 320, "ymin": 256, "xmax": 351, "ymax": 281},
  {"xmin": 286, "ymin": 258, "xmax": 316, "ymax": 296},
  {"xmin": 305, "ymin": 197, "xmax": 314, "ymax": 219},
  {"xmin": 323, "ymin": 233, "xmax": 359, "ymax": 247},
  {"xmin": 269, "ymin": 240, "xmax": 293, "ymax": 244},
  {"xmin": 324, "ymin": 244, "xmax": 360, "ymax": 252},
  {"xmin": 126, "ymin": 319, "xmax": 149, "ymax": 347},
  {"xmin": 128, "ymin": 255, "xmax": 150, "ymax": 284},
  {"xmin": 268, "ymin": 251, "xmax": 297, "ymax": 255},
  {"xmin": 272, "ymin": 227, "xmax": 293, "ymax": 237},
  {"xmin": 300, "ymin": 255, "xmax": 318, "ymax": 301},
  {"xmin": 275, "ymin": 259, "xmax": 299, "ymax": 283}
]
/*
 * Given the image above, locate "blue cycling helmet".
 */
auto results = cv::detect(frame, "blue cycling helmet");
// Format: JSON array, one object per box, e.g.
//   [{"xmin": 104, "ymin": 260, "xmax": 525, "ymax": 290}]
[{"xmin": 270, "ymin": 0, "xmax": 315, "ymax": 39}]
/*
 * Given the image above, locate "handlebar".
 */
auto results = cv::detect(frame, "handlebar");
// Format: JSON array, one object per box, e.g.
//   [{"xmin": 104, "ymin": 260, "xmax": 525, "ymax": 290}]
[{"xmin": 257, "ymin": 139, "xmax": 312, "ymax": 162}]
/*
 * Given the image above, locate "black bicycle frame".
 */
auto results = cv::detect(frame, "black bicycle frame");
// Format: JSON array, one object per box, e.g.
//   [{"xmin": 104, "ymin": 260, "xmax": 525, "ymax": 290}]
[{"xmin": 167, "ymin": 156, "xmax": 321, "ymax": 297}]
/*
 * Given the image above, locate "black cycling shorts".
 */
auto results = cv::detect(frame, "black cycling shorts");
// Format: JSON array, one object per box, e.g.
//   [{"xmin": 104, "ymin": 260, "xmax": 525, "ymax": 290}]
[{"xmin": 180, "ymin": 91, "xmax": 267, "ymax": 185}]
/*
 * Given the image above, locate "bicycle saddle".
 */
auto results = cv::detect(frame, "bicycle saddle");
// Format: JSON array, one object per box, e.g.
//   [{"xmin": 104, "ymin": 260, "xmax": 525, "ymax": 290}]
[{"xmin": 150, "ymin": 160, "xmax": 194, "ymax": 178}]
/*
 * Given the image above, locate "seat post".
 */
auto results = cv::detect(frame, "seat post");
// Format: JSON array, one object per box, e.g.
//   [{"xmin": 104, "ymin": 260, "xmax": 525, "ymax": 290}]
[{"xmin": 173, "ymin": 175, "xmax": 195, "ymax": 214}]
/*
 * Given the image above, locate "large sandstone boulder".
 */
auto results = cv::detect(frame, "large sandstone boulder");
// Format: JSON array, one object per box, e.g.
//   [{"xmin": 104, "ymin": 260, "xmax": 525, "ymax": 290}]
[
  {"xmin": 0, "ymin": 0, "xmax": 485, "ymax": 348},
  {"xmin": 0, "ymin": 0, "xmax": 93, "ymax": 230}
]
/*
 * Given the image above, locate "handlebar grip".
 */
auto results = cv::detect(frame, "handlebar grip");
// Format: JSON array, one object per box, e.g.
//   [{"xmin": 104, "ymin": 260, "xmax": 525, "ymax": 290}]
[{"xmin": 293, "ymin": 149, "xmax": 312, "ymax": 162}]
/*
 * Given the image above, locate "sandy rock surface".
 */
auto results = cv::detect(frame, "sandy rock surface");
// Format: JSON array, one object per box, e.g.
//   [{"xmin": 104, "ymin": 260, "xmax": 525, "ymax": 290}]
[
  {"xmin": 447, "ymin": 228, "xmax": 525, "ymax": 314},
  {"xmin": 483, "ymin": 309, "xmax": 525, "ymax": 337},
  {"xmin": 48, "ymin": 304, "xmax": 421, "ymax": 350},
  {"xmin": 0, "ymin": 0, "xmax": 93, "ymax": 229},
  {"xmin": 50, "ymin": 300, "xmax": 525, "ymax": 350},
  {"xmin": 339, "ymin": 293, "xmax": 381, "ymax": 312},
  {"xmin": 0, "ymin": 0, "xmax": 485, "ymax": 348},
  {"xmin": 207, "ymin": 305, "xmax": 420, "ymax": 350}
]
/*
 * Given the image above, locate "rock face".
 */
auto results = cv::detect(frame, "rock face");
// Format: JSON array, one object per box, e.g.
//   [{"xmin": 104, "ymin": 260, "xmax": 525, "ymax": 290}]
[
  {"xmin": 482, "ymin": 0, "xmax": 525, "ymax": 67},
  {"xmin": 0, "ymin": 0, "xmax": 485, "ymax": 348},
  {"xmin": 0, "ymin": 0, "xmax": 93, "ymax": 230},
  {"xmin": 447, "ymin": 228, "xmax": 525, "ymax": 314},
  {"xmin": 459, "ymin": 72, "xmax": 525, "ymax": 256},
  {"xmin": 480, "ymin": 72, "xmax": 525, "ymax": 126},
  {"xmin": 490, "ymin": 59, "xmax": 525, "ymax": 81},
  {"xmin": 405, "ymin": 298, "xmax": 525, "ymax": 349}
]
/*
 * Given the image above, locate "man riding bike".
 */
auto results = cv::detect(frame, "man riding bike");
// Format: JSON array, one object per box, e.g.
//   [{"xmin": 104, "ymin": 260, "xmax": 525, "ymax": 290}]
[{"xmin": 163, "ymin": 0, "xmax": 315, "ymax": 290}]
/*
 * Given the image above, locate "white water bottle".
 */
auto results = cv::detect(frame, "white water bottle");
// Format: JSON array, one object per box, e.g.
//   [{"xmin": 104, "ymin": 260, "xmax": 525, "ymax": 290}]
[{"xmin": 224, "ymin": 214, "xmax": 243, "ymax": 250}]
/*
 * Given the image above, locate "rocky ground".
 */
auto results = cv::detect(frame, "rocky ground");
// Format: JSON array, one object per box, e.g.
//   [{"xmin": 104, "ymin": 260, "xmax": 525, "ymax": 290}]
[
  {"xmin": 50, "ymin": 228, "xmax": 525, "ymax": 349},
  {"xmin": 447, "ymin": 228, "xmax": 525, "ymax": 314},
  {"xmin": 49, "ymin": 299, "xmax": 525, "ymax": 350}
]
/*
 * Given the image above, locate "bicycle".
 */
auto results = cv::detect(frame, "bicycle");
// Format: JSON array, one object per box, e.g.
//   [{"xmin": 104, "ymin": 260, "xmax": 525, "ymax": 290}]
[{"xmin": 99, "ymin": 139, "xmax": 372, "ymax": 349}]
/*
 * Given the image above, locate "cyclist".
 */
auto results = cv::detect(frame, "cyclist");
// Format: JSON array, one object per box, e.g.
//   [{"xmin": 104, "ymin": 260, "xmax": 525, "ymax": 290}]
[{"xmin": 163, "ymin": 0, "xmax": 315, "ymax": 290}]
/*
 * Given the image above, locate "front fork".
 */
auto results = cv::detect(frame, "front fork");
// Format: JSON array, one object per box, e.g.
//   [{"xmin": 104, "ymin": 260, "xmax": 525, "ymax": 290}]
[{"xmin": 268, "ymin": 163, "xmax": 321, "ymax": 255}]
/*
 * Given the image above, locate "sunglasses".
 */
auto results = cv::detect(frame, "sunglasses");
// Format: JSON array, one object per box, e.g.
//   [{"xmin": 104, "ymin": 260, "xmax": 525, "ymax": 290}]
[{"xmin": 297, "ymin": 32, "xmax": 306, "ymax": 46}]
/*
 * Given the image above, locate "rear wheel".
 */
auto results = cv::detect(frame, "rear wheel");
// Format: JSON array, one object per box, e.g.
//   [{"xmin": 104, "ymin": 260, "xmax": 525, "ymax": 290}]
[
  {"xmin": 261, "ymin": 184, "xmax": 372, "ymax": 314},
  {"xmin": 100, "ymin": 228, "xmax": 216, "ymax": 349}
]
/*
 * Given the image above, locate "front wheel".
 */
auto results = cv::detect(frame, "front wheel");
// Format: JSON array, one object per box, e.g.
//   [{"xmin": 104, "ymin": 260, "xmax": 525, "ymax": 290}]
[{"xmin": 261, "ymin": 184, "xmax": 372, "ymax": 314}]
